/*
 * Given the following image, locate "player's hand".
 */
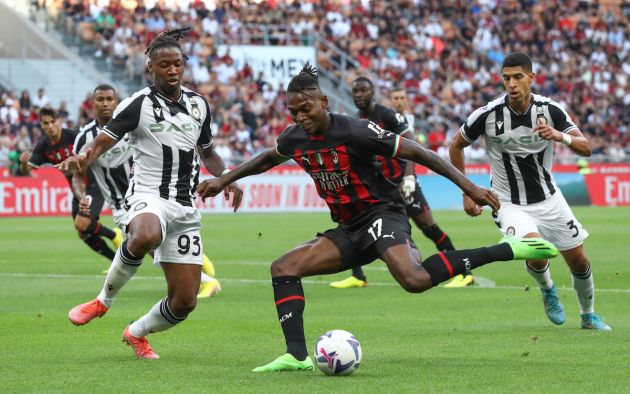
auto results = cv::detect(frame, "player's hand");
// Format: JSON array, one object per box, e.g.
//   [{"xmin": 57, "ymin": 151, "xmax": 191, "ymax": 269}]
[
  {"xmin": 19, "ymin": 151, "xmax": 31, "ymax": 164},
  {"xmin": 400, "ymin": 175, "xmax": 416, "ymax": 203},
  {"xmin": 79, "ymin": 197, "xmax": 90, "ymax": 214},
  {"xmin": 224, "ymin": 181, "xmax": 243, "ymax": 212},
  {"xmin": 463, "ymin": 193, "xmax": 483, "ymax": 217},
  {"xmin": 534, "ymin": 124, "xmax": 561, "ymax": 142},
  {"xmin": 465, "ymin": 186, "xmax": 500, "ymax": 215},
  {"xmin": 197, "ymin": 178, "xmax": 227, "ymax": 202},
  {"xmin": 56, "ymin": 149, "xmax": 91, "ymax": 173}
]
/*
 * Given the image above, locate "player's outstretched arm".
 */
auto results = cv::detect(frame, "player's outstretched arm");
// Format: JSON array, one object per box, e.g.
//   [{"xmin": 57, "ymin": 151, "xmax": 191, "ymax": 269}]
[
  {"xmin": 396, "ymin": 137, "xmax": 499, "ymax": 212},
  {"xmin": 449, "ymin": 132, "xmax": 484, "ymax": 216},
  {"xmin": 197, "ymin": 147, "xmax": 288, "ymax": 200},
  {"xmin": 198, "ymin": 145, "xmax": 243, "ymax": 212}
]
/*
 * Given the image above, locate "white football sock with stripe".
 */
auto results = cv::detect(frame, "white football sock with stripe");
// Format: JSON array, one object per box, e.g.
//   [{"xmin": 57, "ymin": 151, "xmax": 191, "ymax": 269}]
[
  {"xmin": 525, "ymin": 260, "xmax": 553, "ymax": 290},
  {"xmin": 97, "ymin": 242, "xmax": 143, "ymax": 308},
  {"xmin": 572, "ymin": 264, "xmax": 594, "ymax": 314},
  {"xmin": 129, "ymin": 297, "xmax": 186, "ymax": 338}
]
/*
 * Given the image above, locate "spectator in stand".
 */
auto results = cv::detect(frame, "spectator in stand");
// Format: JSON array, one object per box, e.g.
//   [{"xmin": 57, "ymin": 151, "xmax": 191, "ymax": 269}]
[
  {"xmin": 42, "ymin": 1, "xmax": 630, "ymax": 163},
  {"xmin": 31, "ymin": 88, "xmax": 50, "ymax": 109},
  {"xmin": 19, "ymin": 90, "xmax": 31, "ymax": 110}
]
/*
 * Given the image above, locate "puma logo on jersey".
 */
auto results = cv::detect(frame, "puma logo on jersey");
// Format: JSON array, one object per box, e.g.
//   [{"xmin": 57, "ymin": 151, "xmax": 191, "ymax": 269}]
[
  {"xmin": 496, "ymin": 121, "xmax": 504, "ymax": 129},
  {"xmin": 382, "ymin": 232, "xmax": 395, "ymax": 239}
]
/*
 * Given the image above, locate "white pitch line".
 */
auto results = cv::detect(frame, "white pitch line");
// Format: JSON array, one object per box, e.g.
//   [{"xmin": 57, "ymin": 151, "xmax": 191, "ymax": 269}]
[{"xmin": 1, "ymin": 272, "xmax": 629, "ymax": 293}]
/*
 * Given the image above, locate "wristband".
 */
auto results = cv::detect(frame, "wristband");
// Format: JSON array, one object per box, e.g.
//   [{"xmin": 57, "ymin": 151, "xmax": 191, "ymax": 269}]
[{"xmin": 561, "ymin": 133, "xmax": 572, "ymax": 146}]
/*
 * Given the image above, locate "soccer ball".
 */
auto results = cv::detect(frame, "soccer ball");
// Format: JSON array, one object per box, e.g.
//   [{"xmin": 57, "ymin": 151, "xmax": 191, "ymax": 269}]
[{"xmin": 314, "ymin": 329, "xmax": 362, "ymax": 376}]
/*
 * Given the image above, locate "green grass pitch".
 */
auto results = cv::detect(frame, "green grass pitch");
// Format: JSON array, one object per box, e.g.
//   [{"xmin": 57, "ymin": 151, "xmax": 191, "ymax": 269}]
[{"xmin": 1, "ymin": 206, "xmax": 628, "ymax": 393}]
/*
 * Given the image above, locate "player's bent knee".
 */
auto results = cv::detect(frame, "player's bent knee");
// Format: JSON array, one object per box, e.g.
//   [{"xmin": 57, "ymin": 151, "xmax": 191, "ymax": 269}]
[
  {"xmin": 74, "ymin": 219, "xmax": 89, "ymax": 233},
  {"xmin": 398, "ymin": 276, "xmax": 430, "ymax": 294},
  {"xmin": 126, "ymin": 232, "xmax": 161, "ymax": 255},
  {"xmin": 170, "ymin": 296, "xmax": 197, "ymax": 317}
]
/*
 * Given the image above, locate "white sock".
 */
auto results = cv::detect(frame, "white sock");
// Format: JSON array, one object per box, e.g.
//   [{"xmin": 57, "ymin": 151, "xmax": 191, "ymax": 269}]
[
  {"xmin": 525, "ymin": 260, "xmax": 553, "ymax": 290},
  {"xmin": 200, "ymin": 272, "xmax": 215, "ymax": 283},
  {"xmin": 572, "ymin": 264, "xmax": 594, "ymax": 314},
  {"xmin": 97, "ymin": 242, "xmax": 143, "ymax": 308},
  {"xmin": 129, "ymin": 297, "xmax": 186, "ymax": 338}
]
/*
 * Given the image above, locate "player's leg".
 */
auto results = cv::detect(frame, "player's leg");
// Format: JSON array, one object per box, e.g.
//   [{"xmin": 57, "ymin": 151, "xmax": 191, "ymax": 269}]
[
  {"xmin": 406, "ymin": 185, "xmax": 472, "ymax": 288},
  {"xmin": 538, "ymin": 194, "xmax": 610, "ymax": 331},
  {"xmin": 253, "ymin": 235, "xmax": 349, "ymax": 372},
  {"xmin": 560, "ymin": 246, "xmax": 610, "ymax": 331},
  {"xmin": 124, "ymin": 262, "xmax": 201, "ymax": 358},
  {"xmin": 197, "ymin": 253, "xmax": 221, "ymax": 298},
  {"xmin": 124, "ymin": 204, "xmax": 205, "ymax": 358},
  {"xmin": 496, "ymin": 202, "xmax": 566, "ymax": 325},
  {"xmin": 68, "ymin": 197, "xmax": 163, "ymax": 325},
  {"xmin": 72, "ymin": 195, "xmax": 116, "ymax": 261},
  {"xmin": 375, "ymin": 209, "xmax": 557, "ymax": 293},
  {"xmin": 329, "ymin": 266, "xmax": 367, "ymax": 288}
]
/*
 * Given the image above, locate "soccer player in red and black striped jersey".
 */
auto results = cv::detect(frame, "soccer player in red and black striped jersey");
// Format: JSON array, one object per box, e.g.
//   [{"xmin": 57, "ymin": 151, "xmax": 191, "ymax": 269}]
[
  {"xmin": 197, "ymin": 64, "xmax": 558, "ymax": 372},
  {"xmin": 333, "ymin": 78, "xmax": 463, "ymax": 288},
  {"xmin": 19, "ymin": 107, "xmax": 121, "ymax": 262}
]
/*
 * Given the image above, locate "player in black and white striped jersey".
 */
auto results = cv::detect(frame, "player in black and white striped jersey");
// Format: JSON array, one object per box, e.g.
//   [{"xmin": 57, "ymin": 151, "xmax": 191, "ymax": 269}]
[
  {"xmin": 73, "ymin": 85, "xmax": 133, "ymax": 227},
  {"xmin": 60, "ymin": 29, "xmax": 244, "ymax": 358},
  {"xmin": 71, "ymin": 84, "xmax": 221, "ymax": 298},
  {"xmin": 450, "ymin": 52, "xmax": 610, "ymax": 331}
]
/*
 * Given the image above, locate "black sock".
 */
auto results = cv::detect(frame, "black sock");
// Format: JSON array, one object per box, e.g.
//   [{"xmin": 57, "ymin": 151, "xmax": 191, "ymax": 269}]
[
  {"xmin": 86, "ymin": 220, "xmax": 116, "ymax": 240},
  {"xmin": 422, "ymin": 224, "xmax": 455, "ymax": 252},
  {"xmin": 272, "ymin": 276, "xmax": 307, "ymax": 361},
  {"xmin": 421, "ymin": 244, "xmax": 513, "ymax": 285},
  {"xmin": 352, "ymin": 266, "xmax": 367, "ymax": 282},
  {"xmin": 83, "ymin": 234, "xmax": 116, "ymax": 260}
]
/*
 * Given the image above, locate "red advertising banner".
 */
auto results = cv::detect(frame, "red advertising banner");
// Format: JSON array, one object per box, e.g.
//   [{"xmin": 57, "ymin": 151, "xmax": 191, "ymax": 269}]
[{"xmin": 583, "ymin": 174, "xmax": 630, "ymax": 206}]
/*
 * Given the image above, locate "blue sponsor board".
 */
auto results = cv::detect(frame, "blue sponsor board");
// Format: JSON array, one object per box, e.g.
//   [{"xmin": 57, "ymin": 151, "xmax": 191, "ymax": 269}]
[{"xmin": 419, "ymin": 173, "xmax": 588, "ymax": 210}]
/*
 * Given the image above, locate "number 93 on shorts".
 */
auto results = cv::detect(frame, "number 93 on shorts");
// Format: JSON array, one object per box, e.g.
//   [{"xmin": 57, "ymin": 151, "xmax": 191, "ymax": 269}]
[{"xmin": 153, "ymin": 230, "xmax": 204, "ymax": 266}]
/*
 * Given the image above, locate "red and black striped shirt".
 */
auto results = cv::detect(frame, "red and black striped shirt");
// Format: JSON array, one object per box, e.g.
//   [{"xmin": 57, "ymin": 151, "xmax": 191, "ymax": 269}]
[
  {"xmin": 357, "ymin": 103, "xmax": 411, "ymax": 185},
  {"xmin": 276, "ymin": 113, "xmax": 405, "ymax": 225}
]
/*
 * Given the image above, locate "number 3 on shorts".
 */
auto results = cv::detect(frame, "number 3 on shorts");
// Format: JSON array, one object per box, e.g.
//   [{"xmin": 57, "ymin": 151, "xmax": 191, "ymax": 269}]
[
  {"xmin": 177, "ymin": 234, "xmax": 201, "ymax": 256},
  {"xmin": 566, "ymin": 220, "xmax": 579, "ymax": 238}
]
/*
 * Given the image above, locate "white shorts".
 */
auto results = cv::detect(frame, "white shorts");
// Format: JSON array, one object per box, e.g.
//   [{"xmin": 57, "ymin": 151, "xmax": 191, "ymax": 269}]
[
  {"xmin": 125, "ymin": 193, "xmax": 203, "ymax": 266},
  {"xmin": 494, "ymin": 191, "xmax": 588, "ymax": 251}
]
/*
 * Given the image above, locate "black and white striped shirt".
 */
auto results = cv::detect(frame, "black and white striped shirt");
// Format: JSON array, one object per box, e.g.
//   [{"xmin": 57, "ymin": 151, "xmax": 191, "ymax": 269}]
[
  {"xmin": 102, "ymin": 86, "xmax": 213, "ymax": 207},
  {"xmin": 74, "ymin": 120, "xmax": 133, "ymax": 210},
  {"xmin": 460, "ymin": 93, "xmax": 578, "ymax": 205}
]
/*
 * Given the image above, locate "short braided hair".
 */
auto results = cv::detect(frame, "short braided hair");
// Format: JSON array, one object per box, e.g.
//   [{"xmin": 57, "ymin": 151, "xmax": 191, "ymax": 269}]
[
  {"xmin": 145, "ymin": 27, "xmax": 190, "ymax": 60},
  {"xmin": 287, "ymin": 62, "xmax": 320, "ymax": 96}
]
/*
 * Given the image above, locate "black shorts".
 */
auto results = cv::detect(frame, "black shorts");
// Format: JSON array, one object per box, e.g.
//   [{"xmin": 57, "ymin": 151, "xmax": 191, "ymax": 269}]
[
  {"xmin": 319, "ymin": 204, "xmax": 417, "ymax": 270},
  {"xmin": 71, "ymin": 184, "xmax": 105, "ymax": 220},
  {"xmin": 405, "ymin": 181, "xmax": 430, "ymax": 217}
]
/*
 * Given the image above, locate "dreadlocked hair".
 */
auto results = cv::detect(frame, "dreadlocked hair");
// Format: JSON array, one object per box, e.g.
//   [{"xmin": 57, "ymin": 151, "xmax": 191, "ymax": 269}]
[
  {"xmin": 145, "ymin": 27, "xmax": 191, "ymax": 60},
  {"xmin": 287, "ymin": 62, "xmax": 320, "ymax": 95}
]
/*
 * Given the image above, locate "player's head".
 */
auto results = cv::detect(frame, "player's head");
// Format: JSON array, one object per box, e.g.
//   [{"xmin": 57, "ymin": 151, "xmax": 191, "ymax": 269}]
[
  {"xmin": 38, "ymin": 107, "xmax": 61, "ymax": 141},
  {"xmin": 286, "ymin": 63, "xmax": 329, "ymax": 135},
  {"xmin": 92, "ymin": 84, "xmax": 118, "ymax": 123},
  {"xmin": 389, "ymin": 86, "xmax": 408, "ymax": 113},
  {"xmin": 351, "ymin": 76, "xmax": 374, "ymax": 111},
  {"xmin": 501, "ymin": 52, "xmax": 535, "ymax": 104},
  {"xmin": 146, "ymin": 28, "xmax": 190, "ymax": 97}
]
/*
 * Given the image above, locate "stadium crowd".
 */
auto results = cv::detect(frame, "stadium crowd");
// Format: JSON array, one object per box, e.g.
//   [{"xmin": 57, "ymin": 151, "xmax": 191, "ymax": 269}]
[{"xmin": 1, "ymin": 0, "xmax": 628, "ymax": 173}]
